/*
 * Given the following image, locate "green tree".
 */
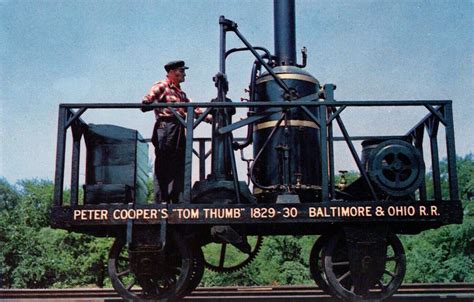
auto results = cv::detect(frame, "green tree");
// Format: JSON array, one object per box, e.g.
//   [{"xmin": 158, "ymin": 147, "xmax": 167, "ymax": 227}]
[
  {"xmin": 403, "ymin": 154, "xmax": 473, "ymax": 282},
  {"xmin": 0, "ymin": 178, "xmax": 112, "ymax": 288},
  {"xmin": 0, "ymin": 178, "xmax": 21, "ymax": 287}
]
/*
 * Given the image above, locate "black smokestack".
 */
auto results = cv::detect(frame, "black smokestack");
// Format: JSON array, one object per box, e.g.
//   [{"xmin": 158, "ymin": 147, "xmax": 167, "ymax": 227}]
[{"xmin": 274, "ymin": 0, "xmax": 296, "ymax": 66}]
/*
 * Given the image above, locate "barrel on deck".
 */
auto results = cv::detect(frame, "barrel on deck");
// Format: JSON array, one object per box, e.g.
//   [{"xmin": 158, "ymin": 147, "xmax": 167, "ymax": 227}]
[{"xmin": 84, "ymin": 124, "xmax": 149, "ymax": 204}]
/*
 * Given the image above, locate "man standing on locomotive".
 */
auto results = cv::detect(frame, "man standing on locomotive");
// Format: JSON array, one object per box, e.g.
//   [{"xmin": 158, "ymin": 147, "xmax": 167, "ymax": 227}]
[{"xmin": 142, "ymin": 60, "xmax": 208, "ymax": 203}]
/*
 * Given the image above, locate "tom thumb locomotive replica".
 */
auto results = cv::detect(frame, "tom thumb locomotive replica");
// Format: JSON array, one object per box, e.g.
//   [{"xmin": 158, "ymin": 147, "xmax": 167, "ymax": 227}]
[{"xmin": 51, "ymin": 1, "xmax": 463, "ymax": 301}]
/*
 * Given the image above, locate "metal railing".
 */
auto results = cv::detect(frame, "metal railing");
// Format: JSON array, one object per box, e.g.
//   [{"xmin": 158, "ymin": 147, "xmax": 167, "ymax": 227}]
[{"xmin": 53, "ymin": 97, "xmax": 458, "ymax": 207}]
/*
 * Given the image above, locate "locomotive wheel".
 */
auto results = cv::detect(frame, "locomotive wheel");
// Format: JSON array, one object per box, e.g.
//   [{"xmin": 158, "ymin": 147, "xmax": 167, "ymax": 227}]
[
  {"xmin": 203, "ymin": 236, "xmax": 263, "ymax": 273},
  {"xmin": 322, "ymin": 232, "xmax": 406, "ymax": 301},
  {"xmin": 108, "ymin": 231, "xmax": 201, "ymax": 301},
  {"xmin": 309, "ymin": 235, "xmax": 331, "ymax": 294}
]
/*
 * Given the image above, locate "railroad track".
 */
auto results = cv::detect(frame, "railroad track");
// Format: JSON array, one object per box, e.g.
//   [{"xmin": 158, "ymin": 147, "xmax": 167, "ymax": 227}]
[{"xmin": 1, "ymin": 283, "xmax": 473, "ymax": 301}]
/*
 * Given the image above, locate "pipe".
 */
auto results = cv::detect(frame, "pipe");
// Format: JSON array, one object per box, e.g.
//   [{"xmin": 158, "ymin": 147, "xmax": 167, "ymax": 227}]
[
  {"xmin": 274, "ymin": 0, "xmax": 296, "ymax": 66},
  {"xmin": 233, "ymin": 60, "xmax": 260, "ymax": 150}
]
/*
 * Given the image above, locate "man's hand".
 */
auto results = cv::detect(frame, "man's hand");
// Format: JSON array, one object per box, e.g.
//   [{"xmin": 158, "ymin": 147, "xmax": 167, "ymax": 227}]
[
  {"xmin": 194, "ymin": 107, "xmax": 212, "ymax": 123},
  {"xmin": 204, "ymin": 115, "xmax": 213, "ymax": 124}
]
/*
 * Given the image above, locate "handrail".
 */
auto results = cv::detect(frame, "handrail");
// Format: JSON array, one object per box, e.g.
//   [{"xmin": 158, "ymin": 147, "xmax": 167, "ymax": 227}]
[
  {"xmin": 53, "ymin": 99, "xmax": 458, "ymax": 207},
  {"xmin": 59, "ymin": 99, "xmax": 452, "ymax": 109}
]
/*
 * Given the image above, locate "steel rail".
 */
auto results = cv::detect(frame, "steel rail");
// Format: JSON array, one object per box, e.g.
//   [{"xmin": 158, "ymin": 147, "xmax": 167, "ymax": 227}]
[{"xmin": 1, "ymin": 283, "xmax": 473, "ymax": 301}]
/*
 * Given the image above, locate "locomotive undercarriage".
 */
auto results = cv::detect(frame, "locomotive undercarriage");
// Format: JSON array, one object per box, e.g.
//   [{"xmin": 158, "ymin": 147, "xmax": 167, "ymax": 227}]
[
  {"xmin": 51, "ymin": 1, "xmax": 462, "ymax": 301},
  {"xmin": 51, "ymin": 199, "xmax": 461, "ymax": 301}
]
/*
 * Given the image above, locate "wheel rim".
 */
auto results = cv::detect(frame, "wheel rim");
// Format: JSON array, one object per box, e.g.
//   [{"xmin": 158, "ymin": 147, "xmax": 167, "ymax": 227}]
[
  {"xmin": 322, "ymin": 232, "xmax": 406, "ymax": 301},
  {"xmin": 179, "ymin": 245, "xmax": 205, "ymax": 296},
  {"xmin": 309, "ymin": 235, "xmax": 331, "ymax": 294},
  {"xmin": 108, "ymin": 231, "xmax": 193, "ymax": 302}
]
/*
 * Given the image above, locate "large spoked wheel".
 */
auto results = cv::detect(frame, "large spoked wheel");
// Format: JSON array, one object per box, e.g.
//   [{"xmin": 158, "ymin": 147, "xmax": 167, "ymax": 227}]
[
  {"xmin": 108, "ymin": 231, "xmax": 200, "ymax": 302},
  {"xmin": 203, "ymin": 236, "xmax": 263, "ymax": 273},
  {"xmin": 180, "ymin": 244, "xmax": 205, "ymax": 296},
  {"xmin": 309, "ymin": 235, "xmax": 331, "ymax": 294},
  {"xmin": 322, "ymin": 232, "xmax": 406, "ymax": 301}
]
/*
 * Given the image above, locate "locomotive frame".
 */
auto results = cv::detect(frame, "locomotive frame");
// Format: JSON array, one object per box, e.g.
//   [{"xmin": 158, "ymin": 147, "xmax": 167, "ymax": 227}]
[
  {"xmin": 51, "ymin": 2, "xmax": 463, "ymax": 301},
  {"xmin": 52, "ymin": 99, "xmax": 462, "ymax": 230}
]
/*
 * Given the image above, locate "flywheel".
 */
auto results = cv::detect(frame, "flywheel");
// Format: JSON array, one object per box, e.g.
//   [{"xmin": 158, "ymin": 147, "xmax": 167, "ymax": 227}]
[{"xmin": 203, "ymin": 236, "xmax": 264, "ymax": 273}]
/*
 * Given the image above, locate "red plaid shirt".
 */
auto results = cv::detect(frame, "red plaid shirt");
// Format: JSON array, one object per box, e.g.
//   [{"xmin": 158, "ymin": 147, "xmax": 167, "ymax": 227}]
[{"xmin": 142, "ymin": 77, "xmax": 202, "ymax": 119}]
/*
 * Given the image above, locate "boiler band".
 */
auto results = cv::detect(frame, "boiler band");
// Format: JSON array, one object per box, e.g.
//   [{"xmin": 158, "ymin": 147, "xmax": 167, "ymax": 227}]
[{"xmin": 254, "ymin": 119, "xmax": 318, "ymax": 131}]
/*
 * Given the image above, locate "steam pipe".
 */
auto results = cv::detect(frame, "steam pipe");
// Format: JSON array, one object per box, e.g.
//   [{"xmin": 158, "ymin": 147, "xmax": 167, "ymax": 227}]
[
  {"xmin": 274, "ymin": 0, "xmax": 296, "ymax": 66},
  {"xmin": 250, "ymin": 113, "xmax": 286, "ymax": 190},
  {"xmin": 225, "ymin": 46, "xmax": 272, "ymax": 61},
  {"xmin": 233, "ymin": 60, "xmax": 260, "ymax": 150},
  {"xmin": 232, "ymin": 26, "xmax": 291, "ymax": 94},
  {"xmin": 219, "ymin": 16, "xmax": 227, "ymax": 73}
]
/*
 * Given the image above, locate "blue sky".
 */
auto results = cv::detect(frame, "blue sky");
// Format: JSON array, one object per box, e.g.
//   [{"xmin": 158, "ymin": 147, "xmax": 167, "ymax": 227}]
[{"xmin": 1, "ymin": 0, "xmax": 473, "ymax": 185}]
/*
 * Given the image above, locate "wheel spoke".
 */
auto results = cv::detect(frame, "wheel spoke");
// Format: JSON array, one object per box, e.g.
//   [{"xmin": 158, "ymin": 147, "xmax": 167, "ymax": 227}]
[
  {"xmin": 337, "ymin": 270, "xmax": 351, "ymax": 282},
  {"xmin": 377, "ymin": 280, "xmax": 385, "ymax": 288},
  {"xmin": 126, "ymin": 278, "xmax": 136, "ymax": 290},
  {"xmin": 218, "ymin": 243, "xmax": 227, "ymax": 268},
  {"xmin": 117, "ymin": 268, "xmax": 130, "ymax": 277},
  {"xmin": 166, "ymin": 276, "xmax": 175, "ymax": 287},
  {"xmin": 395, "ymin": 173, "xmax": 400, "ymax": 185},
  {"xmin": 384, "ymin": 269, "xmax": 395, "ymax": 278},
  {"xmin": 332, "ymin": 261, "xmax": 350, "ymax": 266}
]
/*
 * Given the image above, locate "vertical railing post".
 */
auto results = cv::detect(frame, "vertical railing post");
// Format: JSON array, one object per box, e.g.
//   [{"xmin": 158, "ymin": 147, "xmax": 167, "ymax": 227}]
[
  {"xmin": 199, "ymin": 139, "xmax": 206, "ymax": 181},
  {"xmin": 427, "ymin": 117, "xmax": 442, "ymax": 200},
  {"xmin": 328, "ymin": 117, "xmax": 335, "ymax": 200},
  {"xmin": 324, "ymin": 85, "xmax": 336, "ymax": 200},
  {"xmin": 228, "ymin": 135, "xmax": 241, "ymax": 204},
  {"xmin": 413, "ymin": 125, "xmax": 427, "ymax": 201},
  {"xmin": 54, "ymin": 106, "xmax": 67, "ymax": 206},
  {"xmin": 70, "ymin": 122, "xmax": 82, "ymax": 206},
  {"xmin": 320, "ymin": 103, "xmax": 328, "ymax": 201},
  {"xmin": 182, "ymin": 106, "xmax": 194, "ymax": 203},
  {"xmin": 444, "ymin": 103, "xmax": 459, "ymax": 200}
]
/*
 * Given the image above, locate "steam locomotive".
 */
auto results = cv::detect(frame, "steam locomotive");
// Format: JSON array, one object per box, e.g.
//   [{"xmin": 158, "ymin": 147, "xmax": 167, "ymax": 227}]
[{"xmin": 51, "ymin": 1, "xmax": 463, "ymax": 301}]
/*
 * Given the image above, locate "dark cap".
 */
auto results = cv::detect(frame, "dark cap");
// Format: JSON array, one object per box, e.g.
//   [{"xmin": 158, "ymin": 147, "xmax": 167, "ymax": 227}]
[{"xmin": 164, "ymin": 60, "xmax": 189, "ymax": 72}]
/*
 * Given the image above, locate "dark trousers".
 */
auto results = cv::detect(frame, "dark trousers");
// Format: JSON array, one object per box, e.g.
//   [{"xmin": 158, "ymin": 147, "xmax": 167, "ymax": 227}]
[{"xmin": 151, "ymin": 118, "xmax": 185, "ymax": 202}]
